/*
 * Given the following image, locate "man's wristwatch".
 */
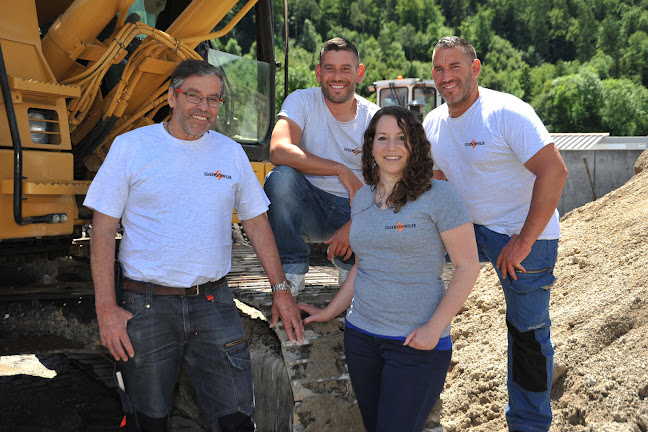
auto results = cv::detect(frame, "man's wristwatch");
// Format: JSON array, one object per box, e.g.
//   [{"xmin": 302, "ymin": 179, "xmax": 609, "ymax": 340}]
[{"xmin": 271, "ymin": 280, "xmax": 292, "ymax": 293}]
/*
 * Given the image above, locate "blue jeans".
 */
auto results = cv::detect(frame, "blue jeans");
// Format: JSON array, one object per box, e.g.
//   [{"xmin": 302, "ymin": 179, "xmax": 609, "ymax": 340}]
[
  {"xmin": 264, "ymin": 165, "xmax": 354, "ymax": 273},
  {"xmin": 116, "ymin": 279, "xmax": 255, "ymax": 431},
  {"xmin": 474, "ymin": 225, "xmax": 558, "ymax": 432},
  {"xmin": 344, "ymin": 326, "xmax": 452, "ymax": 432}
]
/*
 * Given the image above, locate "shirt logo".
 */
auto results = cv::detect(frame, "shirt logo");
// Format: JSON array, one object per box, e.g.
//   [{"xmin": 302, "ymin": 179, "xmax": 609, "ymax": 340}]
[
  {"xmin": 344, "ymin": 147, "xmax": 362, "ymax": 155},
  {"xmin": 204, "ymin": 170, "xmax": 232, "ymax": 180},
  {"xmin": 465, "ymin": 139, "xmax": 485, "ymax": 149},
  {"xmin": 385, "ymin": 222, "xmax": 416, "ymax": 232}
]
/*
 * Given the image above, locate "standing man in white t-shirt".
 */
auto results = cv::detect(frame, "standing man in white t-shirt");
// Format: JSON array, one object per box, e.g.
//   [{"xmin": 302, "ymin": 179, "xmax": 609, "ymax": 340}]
[
  {"xmin": 423, "ymin": 37, "xmax": 568, "ymax": 432},
  {"xmin": 264, "ymin": 37, "xmax": 380, "ymax": 295},
  {"xmin": 84, "ymin": 60, "xmax": 303, "ymax": 432}
]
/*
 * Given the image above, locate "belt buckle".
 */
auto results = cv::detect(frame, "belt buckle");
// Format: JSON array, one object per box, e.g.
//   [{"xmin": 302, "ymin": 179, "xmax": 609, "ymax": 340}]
[{"xmin": 189, "ymin": 285, "xmax": 200, "ymax": 296}]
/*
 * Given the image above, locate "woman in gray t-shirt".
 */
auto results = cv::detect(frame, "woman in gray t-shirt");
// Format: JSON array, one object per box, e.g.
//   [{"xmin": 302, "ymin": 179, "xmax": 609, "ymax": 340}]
[{"xmin": 299, "ymin": 106, "xmax": 480, "ymax": 432}]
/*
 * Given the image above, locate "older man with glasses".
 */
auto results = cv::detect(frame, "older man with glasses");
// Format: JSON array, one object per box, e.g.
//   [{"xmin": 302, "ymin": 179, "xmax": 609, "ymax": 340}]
[{"xmin": 85, "ymin": 59, "xmax": 303, "ymax": 432}]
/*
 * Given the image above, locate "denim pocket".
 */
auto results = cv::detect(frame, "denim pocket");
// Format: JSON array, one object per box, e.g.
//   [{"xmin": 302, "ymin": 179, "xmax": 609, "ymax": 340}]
[
  {"xmin": 204, "ymin": 282, "xmax": 234, "ymax": 305},
  {"xmin": 224, "ymin": 341, "xmax": 254, "ymax": 409},
  {"xmin": 120, "ymin": 291, "xmax": 149, "ymax": 321},
  {"xmin": 225, "ymin": 341, "xmax": 252, "ymax": 371},
  {"xmin": 508, "ymin": 268, "xmax": 556, "ymax": 293},
  {"xmin": 507, "ymin": 239, "xmax": 558, "ymax": 293}
]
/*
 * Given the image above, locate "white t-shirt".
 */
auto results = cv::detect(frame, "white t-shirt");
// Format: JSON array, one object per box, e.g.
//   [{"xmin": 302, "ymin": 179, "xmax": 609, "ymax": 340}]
[
  {"xmin": 278, "ymin": 87, "xmax": 380, "ymax": 198},
  {"xmin": 84, "ymin": 123, "xmax": 270, "ymax": 287},
  {"xmin": 423, "ymin": 87, "xmax": 560, "ymax": 239}
]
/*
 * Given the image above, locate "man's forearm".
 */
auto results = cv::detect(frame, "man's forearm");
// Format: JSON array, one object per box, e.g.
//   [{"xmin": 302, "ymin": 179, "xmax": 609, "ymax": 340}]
[
  {"xmin": 519, "ymin": 172, "xmax": 566, "ymax": 247},
  {"xmin": 90, "ymin": 213, "xmax": 121, "ymax": 309},
  {"xmin": 91, "ymin": 232, "xmax": 118, "ymax": 309},
  {"xmin": 241, "ymin": 215, "xmax": 285, "ymax": 285},
  {"xmin": 271, "ymin": 143, "xmax": 348, "ymax": 177},
  {"xmin": 518, "ymin": 143, "xmax": 568, "ymax": 247}
]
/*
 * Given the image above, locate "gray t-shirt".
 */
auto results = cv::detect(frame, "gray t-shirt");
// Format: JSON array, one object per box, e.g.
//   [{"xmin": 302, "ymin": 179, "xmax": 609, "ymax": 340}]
[
  {"xmin": 346, "ymin": 181, "xmax": 471, "ymax": 338},
  {"xmin": 278, "ymin": 87, "xmax": 379, "ymax": 198}
]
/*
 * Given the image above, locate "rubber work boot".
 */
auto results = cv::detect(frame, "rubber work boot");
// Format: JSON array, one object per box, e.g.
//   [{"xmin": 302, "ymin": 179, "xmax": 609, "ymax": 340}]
[{"xmin": 285, "ymin": 273, "xmax": 305, "ymax": 296}]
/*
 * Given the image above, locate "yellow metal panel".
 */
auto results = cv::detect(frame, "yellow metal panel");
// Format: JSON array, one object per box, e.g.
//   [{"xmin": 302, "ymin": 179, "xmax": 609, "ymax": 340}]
[
  {"xmin": 0, "ymin": 195, "xmax": 75, "ymax": 239},
  {"xmin": 9, "ymin": 76, "xmax": 81, "ymax": 98},
  {"xmin": 231, "ymin": 161, "xmax": 274, "ymax": 223},
  {"xmin": 137, "ymin": 57, "xmax": 179, "ymax": 75},
  {"xmin": 0, "ymin": 90, "xmax": 74, "ymax": 151},
  {"xmin": 0, "ymin": 149, "xmax": 73, "ymax": 183},
  {"xmin": 0, "ymin": 2, "xmax": 55, "ymax": 82},
  {"xmin": 0, "ymin": 180, "xmax": 91, "ymax": 195},
  {"xmin": 40, "ymin": 0, "xmax": 127, "ymax": 81},
  {"xmin": 166, "ymin": 0, "xmax": 239, "ymax": 46},
  {"xmin": 0, "ymin": 149, "xmax": 77, "ymax": 239}
]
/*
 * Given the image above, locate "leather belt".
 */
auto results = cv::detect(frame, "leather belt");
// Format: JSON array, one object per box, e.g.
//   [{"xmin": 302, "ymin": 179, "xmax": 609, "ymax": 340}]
[{"xmin": 121, "ymin": 277, "xmax": 226, "ymax": 296}]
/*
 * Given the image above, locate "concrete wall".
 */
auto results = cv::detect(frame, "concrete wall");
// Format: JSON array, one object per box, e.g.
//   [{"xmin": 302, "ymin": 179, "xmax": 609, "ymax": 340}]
[{"xmin": 558, "ymin": 150, "xmax": 644, "ymax": 215}]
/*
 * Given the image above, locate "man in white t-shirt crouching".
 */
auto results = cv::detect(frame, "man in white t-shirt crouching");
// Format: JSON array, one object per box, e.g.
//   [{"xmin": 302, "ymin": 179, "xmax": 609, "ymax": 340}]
[
  {"xmin": 264, "ymin": 37, "xmax": 380, "ymax": 295},
  {"xmin": 85, "ymin": 59, "xmax": 303, "ymax": 432}
]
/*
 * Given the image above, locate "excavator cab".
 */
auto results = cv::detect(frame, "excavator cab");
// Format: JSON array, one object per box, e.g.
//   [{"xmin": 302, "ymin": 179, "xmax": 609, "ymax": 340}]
[{"xmin": 368, "ymin": 76, "xmax": 443, "ymax": 121}]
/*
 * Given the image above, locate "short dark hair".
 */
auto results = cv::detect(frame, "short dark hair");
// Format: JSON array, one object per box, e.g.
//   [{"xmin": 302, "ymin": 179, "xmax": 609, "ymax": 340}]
[
  {"xmin": 361, "ymin": 106, "xmax": 434, "ymax": 213},
  {"xmin": 433, "ymin": 36, "xmax": 477, "ymax": 61},
  {"xmin": 319, "ymin": 37, "xmax": 360, "ymax": 66},
  {"xmin": 169, "ymin": 59, "xmax": 224, "ymax": 90}
]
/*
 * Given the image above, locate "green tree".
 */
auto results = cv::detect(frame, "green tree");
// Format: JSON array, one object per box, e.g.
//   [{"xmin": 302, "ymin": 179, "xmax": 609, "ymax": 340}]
[
  {"xmin": 600, "ymin": 78, "xmax": 648, "ymax": 135},
  {"xmin": 529, "ymin": 62, "xmax": 557, "ymax": 106},
  {"xmin": 568, "ymin": 2, "xmax": 597, "ymax": 62},
  {"xmin": 291, "ymin": 0, "xmax": 320, "ymax": 42},
  {"xmin": 520, "ymin": 0, "xmax": 551, "ymax": 61},
  {"xmin": 480, "ymin": 36, "xmax": 527, "ymax": 98},
  {"xmin": 583, "ymin": 50, "xmax": 614, "ymax": 80},
  {"xmin": 399, "ymin": 24, "xmax": 417, "ymax": 61},
  {"xmin": 350, "ymin": 2, "xmax": 367, "ymax": 33},
  {"xmin": 458, "ymin": 5, "xmax": 495, "ymax": 59},
  {"xmin": 621, "ymin": 31, "xmax": 648, "ymax": 86},
  {"xmin": 620, "ymin": 5, "xmax": 648, "ymax": 38},
  {"xmin": 547, "ymin": 1, "xmax": 574, "ymax": 61},
  {"xmin": 596, "ymin": 16, "xmax": 623, "ymax": 73},
  {"xmin": 224, "ymin": 39, "xmax": 242, "ymax": 56},
  {"xmin": 262, "ymin": 0, "xmax": 648, "ymax": 133},
  {"xmin": 298, "ymin": 19, "xmax": 321, "ymax": 53},
  {"xmin": 395, "ymin": 0, "xmax": 424, "ymax": 29},
  {"xmin": 536, "ymin": 67, "xmax": 604, "ymax": 132},
  {"xmin": 437, "ymin": 0, "xmax": 468, "ymax": 29}
]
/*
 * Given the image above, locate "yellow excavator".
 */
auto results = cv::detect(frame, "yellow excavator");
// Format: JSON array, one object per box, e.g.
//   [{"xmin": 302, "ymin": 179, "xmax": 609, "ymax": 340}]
[{"xmin": 0, "ymin": 0, "xmax": 276, "ymax": 283}]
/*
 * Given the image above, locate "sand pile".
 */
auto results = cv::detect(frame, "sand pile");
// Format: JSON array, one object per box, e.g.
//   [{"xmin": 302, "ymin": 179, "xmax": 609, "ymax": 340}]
[{"xmin": 440, "ymin": 151, "xmax": 648, "ymax": 431}]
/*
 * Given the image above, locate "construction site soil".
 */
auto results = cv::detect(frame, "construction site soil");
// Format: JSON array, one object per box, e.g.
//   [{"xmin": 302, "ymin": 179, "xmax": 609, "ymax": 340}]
[{"xmin": 1, "ymin": 151, "xmax": 648, "ymax": 431}]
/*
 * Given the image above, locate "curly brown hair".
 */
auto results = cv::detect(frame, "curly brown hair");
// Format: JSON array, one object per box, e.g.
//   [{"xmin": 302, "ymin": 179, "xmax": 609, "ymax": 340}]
[{"xmin": 361, "ymin": 106, "xmax": 434, "ymax": 212}]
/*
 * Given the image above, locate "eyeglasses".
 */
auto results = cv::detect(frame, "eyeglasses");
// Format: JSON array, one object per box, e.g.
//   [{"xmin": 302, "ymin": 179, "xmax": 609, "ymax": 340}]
[{"xmin": 173, "ymin": 88, "xmax": 223, "ymax": 108}]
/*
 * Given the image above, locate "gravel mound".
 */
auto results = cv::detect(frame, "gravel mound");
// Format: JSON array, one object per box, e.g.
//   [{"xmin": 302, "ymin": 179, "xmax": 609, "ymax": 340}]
[{"xmin": 440, "ymin": 150, "xmax": 648, "ymax": 431}]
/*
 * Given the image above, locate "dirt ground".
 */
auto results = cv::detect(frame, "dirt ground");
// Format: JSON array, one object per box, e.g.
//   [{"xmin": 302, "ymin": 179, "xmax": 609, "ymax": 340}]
[
  {"xmin": 0, "ymin": 353, "xmax": 123, "ymax": 431},
  {"xmin": 438, "ymin": 152, "xmax": 648, "ymax": 431}
]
